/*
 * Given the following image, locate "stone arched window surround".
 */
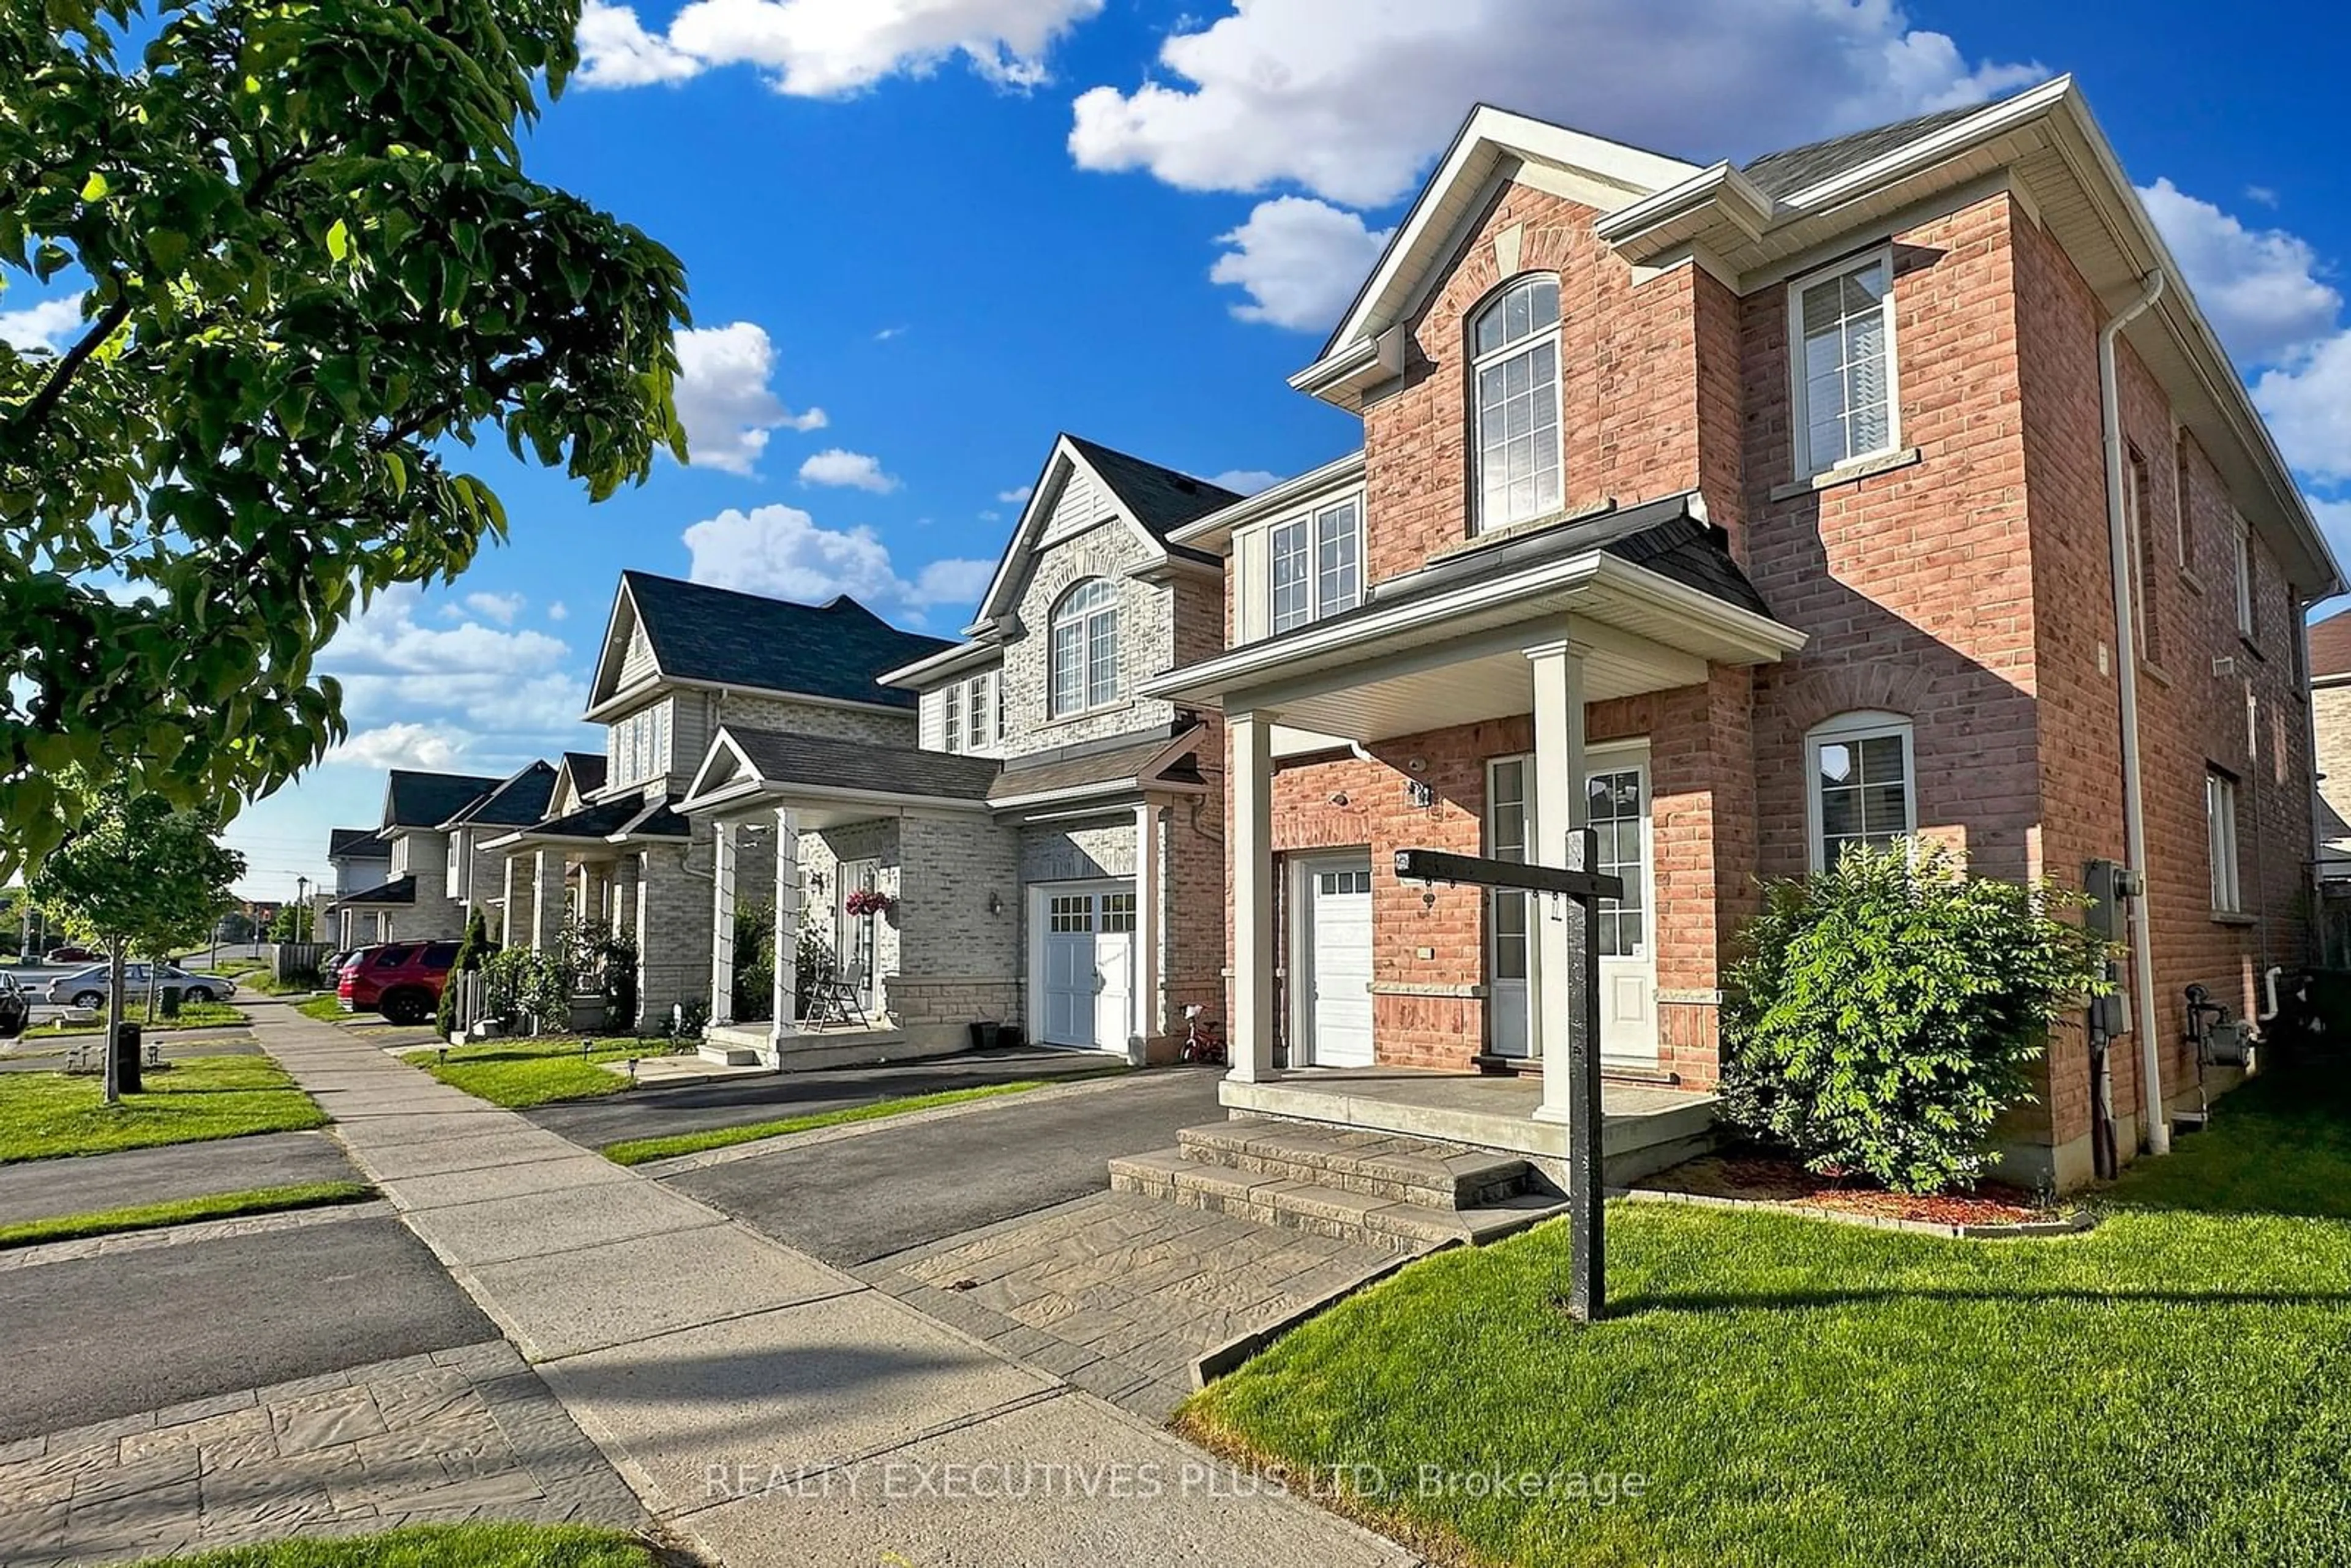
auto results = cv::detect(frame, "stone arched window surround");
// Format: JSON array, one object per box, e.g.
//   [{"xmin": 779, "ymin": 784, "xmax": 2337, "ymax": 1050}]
[{"xmin": 1048, "ymin": 577, "xmax": 1121, "ymax": 719}]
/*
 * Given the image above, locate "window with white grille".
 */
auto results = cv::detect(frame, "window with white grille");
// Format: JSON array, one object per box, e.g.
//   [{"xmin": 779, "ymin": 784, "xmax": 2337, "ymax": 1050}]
[
  {"xmin": 1790, "ymin": 252, "xmax": 1900, "ymax": 478},
  {"xmin": 1472, "ymin": 277, "xmax": 1562, "ymax": 530}
]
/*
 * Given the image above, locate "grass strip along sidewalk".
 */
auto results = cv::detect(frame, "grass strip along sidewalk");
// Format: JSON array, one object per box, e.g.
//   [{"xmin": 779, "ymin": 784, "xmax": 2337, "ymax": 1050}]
[
  {"xmin": 403, "ymin": 1037, "xmax": 650, "ymax": 1108},
  {"xmin": 124, "ymin": 1523, "xmax": 659, "ymax": 1567},
  {"xmin": 0, "ymin": 1055, "xmax": 328, "ymax": 1163},
  {"xmin": 601, "ymin": 1068, "xmax": 1130, "ymax": 1166},
  {"xmin": 0, "ymin": 1180, "xmax": 372, "ymax": 1250},
  {"xmin": 296, "ymin": 996, "xmax": 350, "ymax": 1022},
  {"xmin": 1181, "ymin": 1058, "xmax": 2351, "ymax": 1567},
  {"xmin": 27, "ymin": 1000, "xmax": 249, "ymax": 1037}
]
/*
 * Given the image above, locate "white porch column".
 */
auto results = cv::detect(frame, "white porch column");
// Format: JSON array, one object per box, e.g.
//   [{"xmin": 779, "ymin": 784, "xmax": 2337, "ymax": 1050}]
[
  {"xmin": 771, "ymin": 807, "xmax": 800, "ymax": 1042},
  {"xmin": 710, "ymin": 820, "xmax": 737, "ymax": 1026},
  {"xmin": 527, "ymin": 849, "xmax": 555, "ymax": 953},
  {"xmin": 1527, "ymin": 638, "xmax": 1588, "ymax": 1126},
  {"xmin": 1229, "ymin": 710, "xmax": 1277, "ymax": 1083},
  {"xmin": 1133, "ymin": 797, "xmax": 1163, "ymax": 1051}
]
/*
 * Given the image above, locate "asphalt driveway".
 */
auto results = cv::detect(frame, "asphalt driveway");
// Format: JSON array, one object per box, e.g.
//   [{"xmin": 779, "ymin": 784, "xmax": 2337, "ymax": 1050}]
[
  {"xmin": 0, "ymin": 1209, "xmax": 498, "ymax": 1438},
  {"xmin": 658, "ymin": 1067, "xmax": 1226, "ymax": 1266},
  {"xmin": 525, "ymin": 1045, "xmax": 1140, "ymax": 1149}
]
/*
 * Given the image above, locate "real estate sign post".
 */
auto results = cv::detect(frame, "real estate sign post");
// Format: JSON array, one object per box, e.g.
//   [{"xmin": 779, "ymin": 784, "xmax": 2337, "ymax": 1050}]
[{"xmin": 1394, "ymin": 831, "xmax": 1617, "ymax": 1320}]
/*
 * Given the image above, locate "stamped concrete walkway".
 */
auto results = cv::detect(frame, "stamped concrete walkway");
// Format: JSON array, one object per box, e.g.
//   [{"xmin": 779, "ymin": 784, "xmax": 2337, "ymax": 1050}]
[{"xmin": 255, "ymin": 1004, "xmax": 1419, "ymax": 1567}]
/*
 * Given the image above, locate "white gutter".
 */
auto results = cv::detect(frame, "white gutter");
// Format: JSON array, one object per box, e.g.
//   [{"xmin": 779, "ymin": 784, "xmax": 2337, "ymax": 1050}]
[{"xmin": 2100, "ymin": 268, "xmax": 2170, "ymax": 1158}]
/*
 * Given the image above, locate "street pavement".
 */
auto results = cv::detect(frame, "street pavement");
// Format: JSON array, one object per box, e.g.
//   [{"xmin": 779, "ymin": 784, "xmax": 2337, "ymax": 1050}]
[
  {"xmin": 0, "ymin": 1130, "xmax": 358, "ymax": 1229},
  {"xmin": 524, "ymin": 1045, "xmax": 1147, "ymax": 1149},
  {"xmin": 247, "ymin": 999, "xmax": 1418, "ymax": 1567},
  {"xmin": 659, "ymin": 1067, "xmax": 1226, "ymax": 1265}
]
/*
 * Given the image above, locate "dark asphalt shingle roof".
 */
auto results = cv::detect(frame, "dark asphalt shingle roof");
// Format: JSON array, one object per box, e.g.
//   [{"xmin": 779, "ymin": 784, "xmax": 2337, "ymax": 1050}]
[
  {"xmin": 724, "ymin": 728, "xmax": 1002, "ymax": 803},
  {"xmin": 989, "ymin": 728, "xmax": 1202, "ymax": 803},
  {"xmin": 524, "ymin": 798, "xmax": 649, "ymax": 841},
  {"xmin": 611, "ymin": 799, "xmax": 689, "ymax": 839},
  {"xmin": 329, "ymin": 827, "xmax": 392, "ymax": 860},
  {"xmin": 622, "ymin": 571, "xmax": 956, "ymax": 710},
  {"xmin": 329, "ymin": 875, "xmax": 415, "ymax": 910},
  {"xmin": 444, "ymin": 762, "xmax": 557, "ymax": 828},
  {"xmin": 1065, "ymin": 435, "xmax": 1247, "ymax": 542},
  {"xmin": 562, "ymin": 752, "xmax": 609, "ymax": 795},
  {"xmin": 1739, "ymin": 100, "xmax": 1998, "ymax": 200},
  {"xmin": 383, "ymin": 770, "xmax": 501, "ymax": 830}
]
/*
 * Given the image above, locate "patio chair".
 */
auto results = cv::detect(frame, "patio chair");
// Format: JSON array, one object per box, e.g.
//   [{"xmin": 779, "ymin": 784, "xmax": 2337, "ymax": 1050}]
[{"xmin": 804, "ymin": 956, "xmax": 869, "ymax": 1029}]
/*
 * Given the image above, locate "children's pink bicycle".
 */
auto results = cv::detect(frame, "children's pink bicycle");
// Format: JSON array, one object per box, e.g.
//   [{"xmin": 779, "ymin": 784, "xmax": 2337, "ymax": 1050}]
[{"xmin": 1180, "ymin": 1003, "xmax": 1226, "ymax": 1065}]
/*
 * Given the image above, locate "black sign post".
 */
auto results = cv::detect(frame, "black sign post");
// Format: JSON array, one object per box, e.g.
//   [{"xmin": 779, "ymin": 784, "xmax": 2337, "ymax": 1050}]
[{"xmin": 1394, "ymin": 830, "xmax": 1618, "ymax": 1321}]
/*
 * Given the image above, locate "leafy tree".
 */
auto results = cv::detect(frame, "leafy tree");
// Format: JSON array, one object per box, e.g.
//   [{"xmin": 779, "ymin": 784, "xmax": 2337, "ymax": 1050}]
[
  {"xmin": 0, "ymin": 0, "xmax": 691, "ymax": 873},
  {"xmin": 29, "ymin": 775, "xmax": 244, "ymax": 1100},
  {"xmin": 217, "ymin": 909, "xmax": 256, "ymax": 945},
  {"xmin": 266, "ymin": 902, "xmax": 313, "ymax": 942},
  {"xmin": 437, "ymin": 904, "xmax": 495, "ymax": 1035},
  {"xmin": 1720, "ymin": 841, "xmax": 2113, "ymax": 1195}
]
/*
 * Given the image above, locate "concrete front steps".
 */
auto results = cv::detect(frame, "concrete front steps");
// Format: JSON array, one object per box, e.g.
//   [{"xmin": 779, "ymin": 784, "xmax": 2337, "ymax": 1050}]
[{"xmin": 1108, "ymin": 1120, "xmax": 1573, "ymax": 1254}]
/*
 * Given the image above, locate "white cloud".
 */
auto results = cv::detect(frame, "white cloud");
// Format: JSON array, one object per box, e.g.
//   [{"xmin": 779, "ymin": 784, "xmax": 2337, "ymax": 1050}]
[
  {"xmin": 463, "ymin": 590, "xmax": 525, "ymax": 625},
  {"xmin": 682, "ymin": 504, "xmax": 994, "ymax": 617},
  {"xmin": 325, "ymin": 723, "xmax": 470, "ymax": 772},
  {"xmin": 997, "ymin": 484, "xmax": 1033, "ymax": 505},
  {"xmin": 0, "ymin": 294, "xmax": 86, "ymax": 353},
  {"xmin": 1210, "ymin": 197, "xmax": 1392, "ymax": 331},
  {"xmin": 581, "ymin": 0, "xmax": 1101, "ymax": 96},
  {"xmin": 1209, "ymin": 468, "xmax": 1281, "ymax": 496},
  {"xmin": 874, "ymin": 324, "xmax": 910, "ymax": 341},
  {"xmin": 673, "ymin": 322, "xmax": 826, "ymax": 476},
  {"xmin": 798, "ymin": 448, "xmax": 900, "ymax": 493},
  {"xmin": 2257, "ymin": 339, "xmax": 2351, "ymax": 486},
  {"xmin": 321, "ymin": 585, "xmax": 589, "ymax": 745},
  {"xmin": 2140, "ymin": 178, "xmax": 2339, "ymax": 369},
  {"xmin": 2244, "ymin": 185, "xmax": 2280, "ymax": 209},
  {"xmin": 547, "ymin": 601, "xmax": 570, "ymax": 622},
  {"xmin": 1070, "ymin": 0, "xmax": 2039, "ymax": 210},
  {"xmin": 576, "ymin": 0, "xmax": 702, "ymax": 86}
]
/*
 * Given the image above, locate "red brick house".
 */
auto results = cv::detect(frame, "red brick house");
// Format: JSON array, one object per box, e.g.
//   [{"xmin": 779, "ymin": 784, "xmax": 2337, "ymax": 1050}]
[{"xmin": 1146, "ymin": 78, "xmax": 2339, "ymax": 1191}]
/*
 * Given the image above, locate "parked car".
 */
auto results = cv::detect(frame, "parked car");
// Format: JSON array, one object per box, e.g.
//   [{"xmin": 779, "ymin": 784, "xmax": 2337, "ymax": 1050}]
[
  {"xmin": 338, "ymin": 942, "xmax": 460, "ymax": 1026},
  {"xmin": 45, "ymin": 962, "xmax": 238, "ymax": 1010},
  {"xmin": 43, "ymin": 945, "xmax": 97, "ymax": 965}
]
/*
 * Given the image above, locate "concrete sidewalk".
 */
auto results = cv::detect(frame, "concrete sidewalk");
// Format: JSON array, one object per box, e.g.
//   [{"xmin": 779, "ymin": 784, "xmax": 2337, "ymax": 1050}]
[{"xmin": 253, "ymin": 1002, "xmax": 1420, "ymax": 1567}]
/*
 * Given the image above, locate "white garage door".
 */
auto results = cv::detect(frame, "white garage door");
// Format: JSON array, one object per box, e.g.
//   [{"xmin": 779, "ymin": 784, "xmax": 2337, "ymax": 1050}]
[
  {"xmin": 1033, "ymin": 884, "xmax": 1135, "ymax": 1050},
  {"xmin": 1300, "ymin": 858, "xmax": 1374, "ymax": 1067}
]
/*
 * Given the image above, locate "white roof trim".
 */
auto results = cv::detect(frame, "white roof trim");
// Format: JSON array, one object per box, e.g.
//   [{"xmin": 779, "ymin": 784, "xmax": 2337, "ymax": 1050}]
[
  {"xmin": 987, "ymin": 727, "xmax": 1210, "ymax": 812},
  {"xmin": 1169, "ymin": 450, "xmax": 1368, "ymax": 552},
  {"xmin": 877, "ymin": 639, "xmax": 1003, "ymax": 691},
  {"xmin": 967, "ymin": 437, "xmax": 1176, "ymax": 629}
]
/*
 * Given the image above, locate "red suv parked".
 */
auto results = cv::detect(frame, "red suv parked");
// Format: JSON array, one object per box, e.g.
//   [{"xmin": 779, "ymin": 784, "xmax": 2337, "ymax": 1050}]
[{"xmin": 339, "ymin": 941, "xmax": 460, "ymax": 1026}]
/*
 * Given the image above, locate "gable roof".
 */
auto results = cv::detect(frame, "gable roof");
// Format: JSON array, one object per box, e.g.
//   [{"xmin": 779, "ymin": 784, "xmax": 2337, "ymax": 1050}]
[
  {"xmin": 381, "ymin": 770, "xmax": 501, "ymax": 831},
  {"xmin": 563, "ymin": 751, "xmax": 608, "ymax": 795},
  {"xmin": 2311, "ymin": 610, "xmax": 2351, "ymax": 682},
  {"xmin": 442, "ymin": 761, "xmax": 557, "ymax": 829},
  {"xmin": 967, "ymin": 434, "xmax": 1242, "ymax": 631},
  {"xmin": 587, "ymin": 571, "xmax": 954, "ymax": 717},
  {"xmin": 328, "ymin": 827, "xmax": 392, "ymax": 860},
  {"xmin": 329, "ymin": 874, "xmax": 415, "ymax": 911}
]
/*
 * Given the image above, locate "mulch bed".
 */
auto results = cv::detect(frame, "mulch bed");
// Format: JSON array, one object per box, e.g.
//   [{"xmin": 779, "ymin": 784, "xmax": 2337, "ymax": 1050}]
[{"xmin": 1638, "ymin": 1150, "xmax": 2064, "ymax": 1228}]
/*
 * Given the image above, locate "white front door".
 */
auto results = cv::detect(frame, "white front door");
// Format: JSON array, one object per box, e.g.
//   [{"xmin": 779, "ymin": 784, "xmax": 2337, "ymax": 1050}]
[
  {"xmin": 1487, "ymin": 746, "xmax": 1658, "ymax": 1068},
  {"xmin": 1587, "ymin": 749, "xmax": 1660, "ymax": 1068},
  {"xmin": 1033, "ymin": 883, "xmax": 1135, "ymax": 1049},
  {"xmin": 1296, "ymin": 855, "xmax": 1374, "ymax": 1067},
  {"xmin": 834, "ymin": 858, "xmax": 880, "ymax": 1011}
]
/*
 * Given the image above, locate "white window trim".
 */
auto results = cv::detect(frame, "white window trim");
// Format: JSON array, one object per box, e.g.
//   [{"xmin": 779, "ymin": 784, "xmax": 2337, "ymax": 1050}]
[
  {"xmin": 1471, "ymin": 277, "xmax": 1565, "ymax": 535},
  {"xmin": 942, "ymin": 681, "xmax": 964, "ymax": 754},
  {"xmin": 1049, "ymin": 580, "xmax": 1122, "ymax": 719},
  {"xmin": 1804, "ymin": 710, "xmax": 1918, "ymax": 872},
  {"xmin": 2208, "ymin": 768, "xmax": 2242, "ymax": 915},
  {"xmin": 1786, "ymin": 247, "xmax": 1903, "ymax": 482},
  {"xmin": 1265, "ymin": 492, "xmax": 1365, "ymax": 636},
  {"xmin": 2233, "ymin": 516, "xmax": 2255, "ymax": 641}
]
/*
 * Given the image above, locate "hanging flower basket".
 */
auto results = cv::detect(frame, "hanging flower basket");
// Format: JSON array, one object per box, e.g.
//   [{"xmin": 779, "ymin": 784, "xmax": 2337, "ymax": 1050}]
[{"xmin": 844, "ymin": 889, "xmax": 896, "ymax": 919}]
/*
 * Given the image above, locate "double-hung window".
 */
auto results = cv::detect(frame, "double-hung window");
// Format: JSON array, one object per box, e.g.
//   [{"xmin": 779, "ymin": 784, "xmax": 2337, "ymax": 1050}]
[
  {"xmin": 1049, "ymin": 579, "xmax": 1120, "ymax": 718},
  {"xmin": 2233, "ymin": 517, "xmax": 2256, "ymax": 641},
  {"xmin": 1807, "ymin": 711, "xmax": 1916, "ymax": 871},
  {"xmin": 938, "ymin": 672, "xmax": 998, "ymax": 754},
  {"xmin": 1472, "ymin": 277, "xmax": 1562, "ymax": 530},
  {"xmin": 942, "ymin": 681, "xmax": 965, "ymax": 754},
  {"xmin": 1269, "ymin": 498, "xmax": 1362, "ymax": 634},
  {"xmin": 2208, "ymin": 769, "xmax": 2241, "ymax": 913},
  {"xmin": 1791, "ymin": 251, "xmax": 1900, "ymax": 478}
]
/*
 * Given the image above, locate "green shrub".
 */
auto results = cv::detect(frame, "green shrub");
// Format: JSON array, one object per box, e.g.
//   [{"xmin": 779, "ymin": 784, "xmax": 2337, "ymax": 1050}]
[
  {"xmin": 436, "ymin": 907, "xmax": 497, "ymax": 1036},
  {"xmin": 1719, "ymin": 840, "xmax": 2113, "ymax": 1194}
]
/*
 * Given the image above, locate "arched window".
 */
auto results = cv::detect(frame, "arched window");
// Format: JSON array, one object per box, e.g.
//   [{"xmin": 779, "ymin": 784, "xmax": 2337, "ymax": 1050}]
[
  {"xmin": 1049, "ymin": 579, "xmax": 1120, "ymax": 717},
  {"xmin": 1805, "ymin": 711, "xmax": 1916, "ymax": 871},
  {"xmin": 1472, "ymin": 275, "xmax": 1562, "ymax": 531}
]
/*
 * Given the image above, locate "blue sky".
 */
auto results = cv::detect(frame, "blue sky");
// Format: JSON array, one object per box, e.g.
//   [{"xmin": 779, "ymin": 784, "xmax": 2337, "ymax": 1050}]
[{"xmin": 10, "ymin": 1, "xmax": 2349, "ymax": 898}]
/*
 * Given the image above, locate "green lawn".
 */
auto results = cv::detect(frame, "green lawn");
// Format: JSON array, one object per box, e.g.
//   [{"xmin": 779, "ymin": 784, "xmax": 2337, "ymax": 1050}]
[
  {"xmin": 1183, "ymin": 1062, "xmax": 2351, "ymax": 1567},
  {"xmin": 601, "ymin": 1068, "xmax": 1130, "ymax": 1165},
  {"xmin": 297, "ymin": 995, "xmax": 351, "ymax": 1022},
  {"xmin": 0, "ymin": 1056, "xmax": 330, "ymax": 1163},
  {"xmin": 0, "ymin": 1180, "xmax": 372, "ymax": 1249},
  {"xmin": 243, "ymin": 971, "xmax": 320, "ymax": 996},
  {"xmin": 27, "ymin": 1000, "xmax": 249, "ymax": 1037},
  {"xmin": 403, "ymin": 1036, "xmax": 646, "ymax": 1108},
  {"xmin": 128, "ymin": 1523, "xmax": 658, "ymax": 1567}
]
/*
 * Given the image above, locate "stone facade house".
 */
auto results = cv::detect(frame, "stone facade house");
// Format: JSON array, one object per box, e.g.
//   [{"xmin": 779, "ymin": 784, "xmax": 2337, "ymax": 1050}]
[
  {"xmin": 675, "ymin": 435, "xmax": 1235, "ymax": 1068},
  {"xmin": 326, "ymin": 770, "xmax": 503, "ymax": 947},
  {"xmin": 1146, "ymin": 80, "xmax": 2340, "ymax": 1191}
]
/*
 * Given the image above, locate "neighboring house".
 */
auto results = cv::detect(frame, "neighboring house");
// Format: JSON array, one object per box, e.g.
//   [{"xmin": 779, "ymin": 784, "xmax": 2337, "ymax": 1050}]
[
  {"xmin": 677, "ymin": 435, "xmax": 1236, "ymax": 1066},
  {"xmin": 326, "ymin": 769, "xmax": 502, "ymax": 947},
  {"xmin": 2309, "ymin": 609, "xmax": 2351, "ymax": 877},
  {"xmin": 489, "ymin": 572, "xmax": 956, "ymax": 1035},
  {"xmin": 1145, "ymin": 80, "xmax": 2340, "ymax": 1190},
  {"xmin": 323, "ymin": 827, "xmax": 393, "ymax": 947},
  {"xmin": 436, "ymin": 760, "xmax": 558, "ymax": 926}
]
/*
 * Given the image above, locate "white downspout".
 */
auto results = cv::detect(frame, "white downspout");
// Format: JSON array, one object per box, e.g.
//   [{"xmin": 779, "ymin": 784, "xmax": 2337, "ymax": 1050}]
[{"xmin": 2100, "ymin": 268, "xmax": 2170, "ymax": 1157}]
